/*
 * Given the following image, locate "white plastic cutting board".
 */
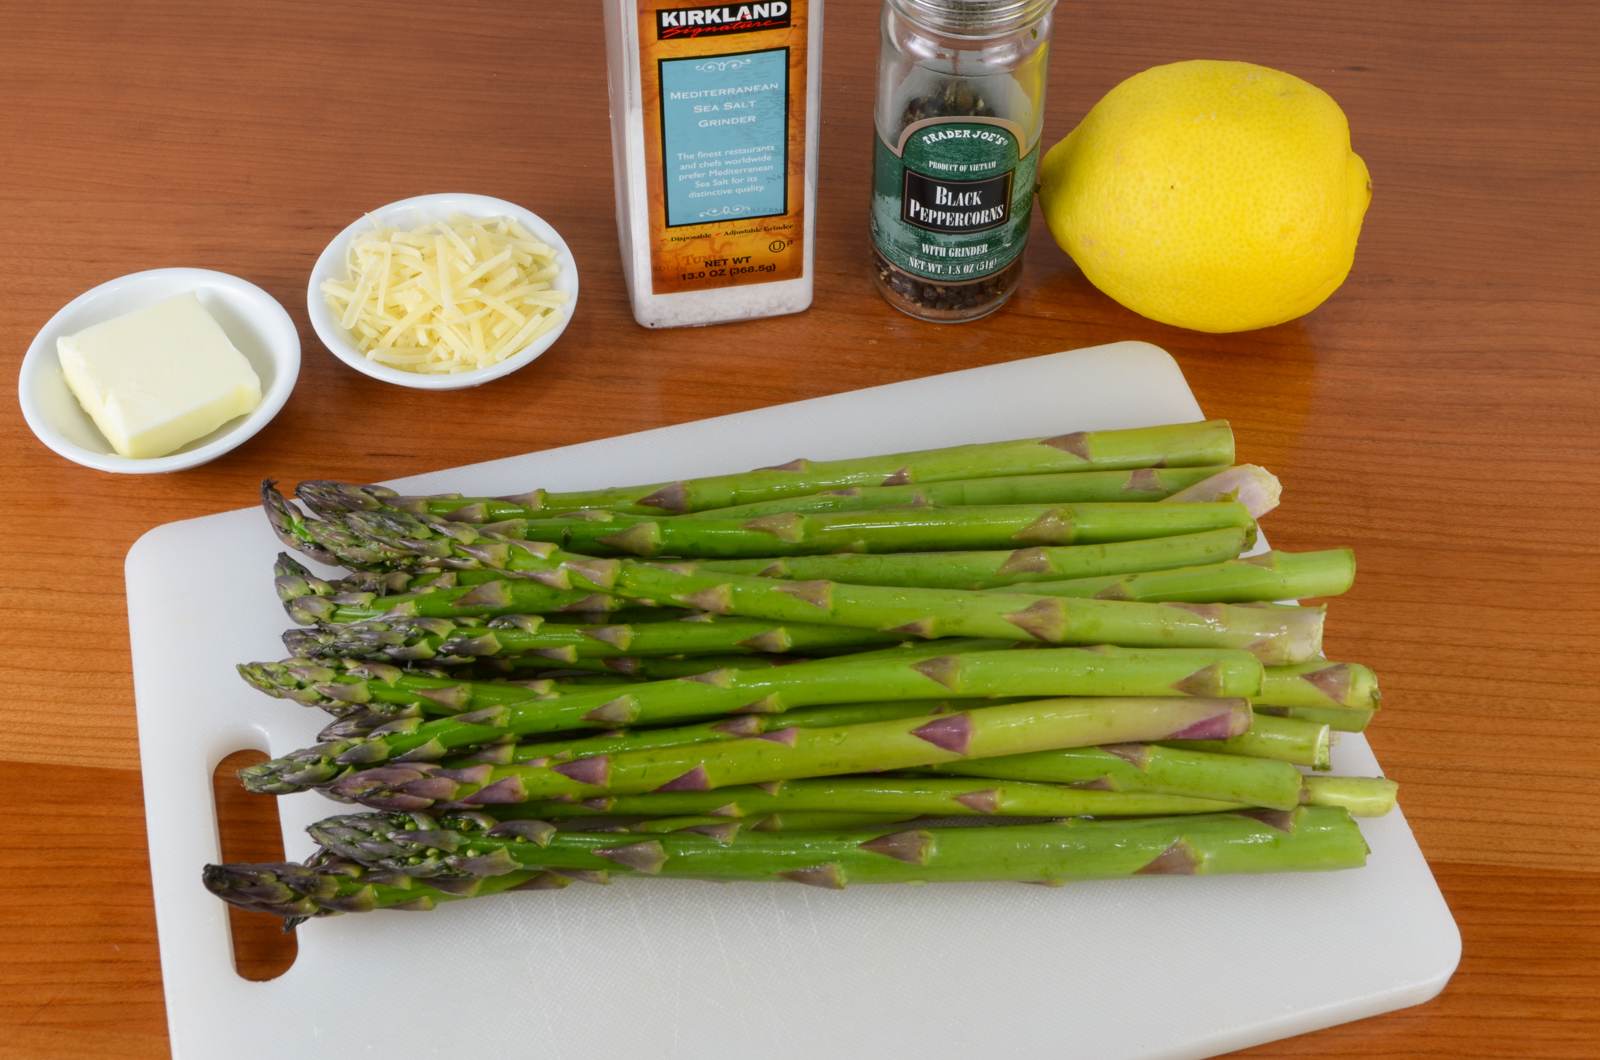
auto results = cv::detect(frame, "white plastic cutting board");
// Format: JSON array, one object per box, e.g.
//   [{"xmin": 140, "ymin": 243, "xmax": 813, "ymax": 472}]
[{"xmin": 127, "ymin": 341, "xmax": 1459, "ymax": 1059}]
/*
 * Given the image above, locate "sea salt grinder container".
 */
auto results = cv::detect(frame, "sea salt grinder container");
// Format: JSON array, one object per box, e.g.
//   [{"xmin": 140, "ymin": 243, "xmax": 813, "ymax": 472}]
[{"xmin": 604, "ymin": 1, "xmax": 823, "ymax": 327}]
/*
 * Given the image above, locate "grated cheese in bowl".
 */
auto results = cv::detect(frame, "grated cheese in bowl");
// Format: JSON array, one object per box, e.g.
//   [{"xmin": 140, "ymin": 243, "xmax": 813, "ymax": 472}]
[{"xmin": 320, "ymin": 215, "xmax": 568, "ymax": 375}]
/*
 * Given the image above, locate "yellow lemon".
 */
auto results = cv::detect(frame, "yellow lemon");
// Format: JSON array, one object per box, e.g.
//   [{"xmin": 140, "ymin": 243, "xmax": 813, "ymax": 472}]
[{"xmin": 1038, "ymin": 60, "xmax": 1371, "ymax": 333}]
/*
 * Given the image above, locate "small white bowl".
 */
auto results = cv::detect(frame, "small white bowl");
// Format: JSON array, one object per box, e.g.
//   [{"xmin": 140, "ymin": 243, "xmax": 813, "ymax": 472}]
[
  {"xmin": 307, "ymin": 193, "xmax": 579, "ymax": 390},
  {"xmin": 18, "ymin": 268, "xmax": 301, "ymax": 474}
]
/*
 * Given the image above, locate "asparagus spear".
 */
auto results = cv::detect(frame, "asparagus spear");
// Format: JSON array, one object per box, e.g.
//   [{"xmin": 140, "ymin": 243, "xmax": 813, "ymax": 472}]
[
  {"xmin": 318, "ymin": 698, "xmax": 1254, "ymax": 810},
  {"xmin": 302, "ymin": 530, "xmax": 1311, "ymax": 628},
  {"xmin": 691, "ymin": 467, "xmax": 1230, "ymax": 518},
  {"xmin": 298, "ymin": 804, "xmax": 1366, "ymax": 888},
  {"xmin": 325, "ymin": 550, "xmax": 1351, "ymax": 630},
  {"xmin": 284, "ymin": 771, "xmax": 1388, "ymax": 839},
  {"xmin": 486, "ymin": 774, "xmax": 1400, "ymax": 820},
  {"xmin": 684, "ymin": 527, "xmax": 1254, "ymax": 590},
  {"xmin": 309, "ymin": 420, "xmax": 1237, "ymax": 519},
  {"xmin": 257, "ymin": 640, "xmax": 1341, "ymax": 768},
  {"xmin": 482, "ymin": 648, "xmax": 1365, "ymax": 697},
  {"xmin": 282, "ymin": 529, "xmax": 1257, "ymax": 622},
  {"xmin": 264, "ymin": 486, "xmax": 1324, "ymax": 664},
  {"xmin": 239, "ymin": 646, "xmax": 1265, "ymax": 792},
  {"xmin": 274, "ymin": 554, "xmax": 629, "ymax": 625},
  {"xmin": 927, "ymin": 741, "xmax": 1304, "ymax": 808},
  {"xmin": 335, "ymin": 469, "xmax": 1233, "ymax": 526},
  {"xmin": 281, "ymin": 613, "xmax": 904, "ymax": 665},
  {"xmin": 1002, "ymin": 549, "xmax": 1356, "ymax": 603},
  {"xmin": 481, "ymin": 777, "xmax": 1247, "ymax": 821},
  {"xmin": 1162, "ymin": 465, "xmax": 1282, "ymax": 517},
  {"xmin": 209, "ymin": 805, "xmax": 1365, "ymax": 923},
  {"xmin": 298, "ymin": 482, "xmax": 1257, "ymax": 560},
  {"xmin": 439, "ymin": 684, "xmax": 1312, "ymax": 768},
  {"xmin": 489, "ymin": 500, "xmax": 1257, "ymax": 558},
  {"xmin": 345, "ymin": 706, "xmax": 1325, "ymax": 800}
]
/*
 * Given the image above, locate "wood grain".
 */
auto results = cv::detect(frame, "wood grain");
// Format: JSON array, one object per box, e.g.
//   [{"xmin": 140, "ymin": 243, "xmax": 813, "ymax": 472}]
[{"xmin": 0, "ymin": 0, "xmax": 1596, "ymax": 1055}]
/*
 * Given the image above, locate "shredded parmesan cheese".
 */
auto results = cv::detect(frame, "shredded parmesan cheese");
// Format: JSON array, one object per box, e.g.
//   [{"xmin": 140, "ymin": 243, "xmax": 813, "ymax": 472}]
[{"xmin": 322, "ymin": 215, "xmax": 567, "ymax": 374}]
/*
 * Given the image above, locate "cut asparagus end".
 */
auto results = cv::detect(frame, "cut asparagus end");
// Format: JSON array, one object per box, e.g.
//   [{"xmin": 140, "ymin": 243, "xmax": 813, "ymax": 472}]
[
  {"xmin": 1240, "ymin": 603, "xmax": 1326, "ymax": 665},
  {"xmin": 1302, "ymin": 775, "xmax": 1398, "ymax": 817},
  {"xmin": 1260, "ymin": 660, "xmax": 1381, "ymax": 711},
  {"xmin": 1165, "ymin": 465, "xmax": 1283, "ymax": 518}
]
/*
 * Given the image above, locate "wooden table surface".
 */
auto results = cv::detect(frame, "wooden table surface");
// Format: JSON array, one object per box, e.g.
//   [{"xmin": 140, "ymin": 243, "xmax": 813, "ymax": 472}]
[{"xmin": 2, "ymin": 0, "xmax": 1596, "ymax": 1055}]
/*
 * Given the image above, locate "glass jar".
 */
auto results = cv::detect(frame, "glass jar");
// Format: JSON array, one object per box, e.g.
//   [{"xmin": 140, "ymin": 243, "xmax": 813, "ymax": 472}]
[{"xmin": 869, "ymin": 0, "xmax": 1056, "ymax": 322}]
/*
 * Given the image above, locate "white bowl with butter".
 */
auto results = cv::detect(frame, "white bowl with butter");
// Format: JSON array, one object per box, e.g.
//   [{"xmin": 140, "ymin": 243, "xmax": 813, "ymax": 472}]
[
  {"xmin": 307, "ymin": 193, "xmax": 579, "ymax": 390},
  {"xmin": 18, "ymin": 269, "xmax": 300, "ymax": 474}
]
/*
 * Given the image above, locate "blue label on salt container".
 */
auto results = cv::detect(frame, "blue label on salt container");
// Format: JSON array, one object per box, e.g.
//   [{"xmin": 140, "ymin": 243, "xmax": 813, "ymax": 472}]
[{"xmin": 657, "ymin": 48, "xmax": 789, "ymax": 227}]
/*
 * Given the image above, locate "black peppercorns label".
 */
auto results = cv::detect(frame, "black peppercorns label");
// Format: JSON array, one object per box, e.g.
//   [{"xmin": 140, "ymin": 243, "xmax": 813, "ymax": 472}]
[
  {"xmin": 871, "ymin": 119, "xmax": 1036, "ymax": 282},
  {"xmin": 900, "ymin": 169, "xmax": 1013, "ymax": 232}
]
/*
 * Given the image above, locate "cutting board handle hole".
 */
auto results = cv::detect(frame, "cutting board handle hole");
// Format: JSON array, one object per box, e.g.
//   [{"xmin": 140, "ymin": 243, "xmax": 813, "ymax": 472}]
[{"xmin": 212, "ymin": 748, "xmax": 299, "ymax": 981}]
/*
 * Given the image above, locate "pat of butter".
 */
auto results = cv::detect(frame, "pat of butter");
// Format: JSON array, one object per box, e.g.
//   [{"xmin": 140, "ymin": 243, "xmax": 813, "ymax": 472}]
[{"xmin": 56, "ymin": 293, "xmax": 263, "ymax": 459}]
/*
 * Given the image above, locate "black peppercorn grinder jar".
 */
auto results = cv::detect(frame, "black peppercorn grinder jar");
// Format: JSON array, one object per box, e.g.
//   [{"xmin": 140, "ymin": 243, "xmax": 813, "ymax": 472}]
[{"xmin": 869, "ymin": 0, "xmax": 1056, "ymax": 322}]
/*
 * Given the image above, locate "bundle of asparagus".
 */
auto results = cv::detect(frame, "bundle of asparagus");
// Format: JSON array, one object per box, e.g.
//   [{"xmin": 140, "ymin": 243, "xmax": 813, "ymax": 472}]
[{"xmin": 205, "ymin": 420, "xmax": 1392, "ymax": 927}]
